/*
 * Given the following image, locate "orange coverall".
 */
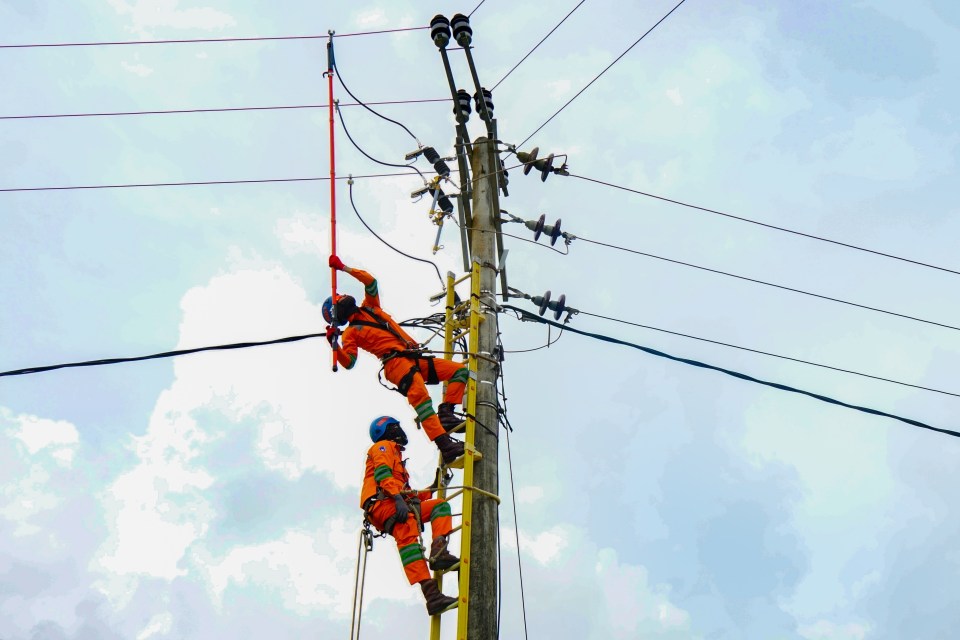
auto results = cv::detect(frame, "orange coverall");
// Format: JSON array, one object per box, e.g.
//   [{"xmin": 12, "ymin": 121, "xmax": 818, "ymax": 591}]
[
  {"xmin": 361, "ymin": 439, "xmax": 453, "ymax": 584},
  {"xmin": 333, "ymin": 269, "xmax": 468, "ymax": 441}
]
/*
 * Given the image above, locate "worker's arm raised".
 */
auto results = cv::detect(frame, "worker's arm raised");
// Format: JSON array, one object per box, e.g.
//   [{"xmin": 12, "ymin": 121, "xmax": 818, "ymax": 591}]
[{"xmin": 330, "ymin": 255, "xmax": 380, "ymax": 307}]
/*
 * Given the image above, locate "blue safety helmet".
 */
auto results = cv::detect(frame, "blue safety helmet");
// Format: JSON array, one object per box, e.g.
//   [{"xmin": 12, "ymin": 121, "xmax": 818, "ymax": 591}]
[
  {"xmin": 322, "ymin": 294, "xmax": 354, "ymax": 327},
  {"xmin": 370, "ymin": 415, "xmax": 407, "ymax": 445}
]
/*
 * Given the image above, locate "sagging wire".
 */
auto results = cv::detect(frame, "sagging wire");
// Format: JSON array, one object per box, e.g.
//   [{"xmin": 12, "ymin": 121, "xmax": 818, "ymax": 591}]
[
  {"xmin": 346, "ymin": 179, "xmax": 444, "ymax": 287},
  {"xmin": 336, "ymin": 102, "xmax": 426, "ymax": 181},
  {"xmin": 495, "ymin": 330, "xmax": 531, "ymax": 639},
  {"xmin": 502, "ymin": 304, "xmax": 960, "ymax": 439},
  {"xmin": 334, "ymin": 58, "xmax": 422, "ymax": 144},
  {"xmin": 500, "ymin": 306, "xmax": 566, "ymax": 352}
]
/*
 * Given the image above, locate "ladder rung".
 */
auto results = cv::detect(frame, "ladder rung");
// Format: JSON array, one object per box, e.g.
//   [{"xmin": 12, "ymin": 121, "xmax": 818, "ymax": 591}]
[{"xmin": 435, "ymin": 560, "xmax": 461, "ymax": 575}]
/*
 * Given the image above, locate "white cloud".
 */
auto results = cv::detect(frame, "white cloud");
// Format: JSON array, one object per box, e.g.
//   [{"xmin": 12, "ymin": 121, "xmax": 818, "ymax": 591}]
[
  {"xmin": 355, "ymin": 9, "xmax": 387, "ymax": 27},
  {"xmin": 597, "ymin": 548, "xmax": 692, "ymax": 637},
  {"xmin": 666, "ymin": 87, "xmax": 684, "ymax": 106},
  {"xmin": 204, "ymin": 519, "xmax": 380, "ymax": 617},
  {"xmin": 798, "ymin": 619, "xmax": 870, "ymax": 640},
  {"xmin": 1, "ymin": 408, "xmax": 81, "ymax": 536},
  {"xmin": 121, "ymin": 61, "xmax": 154, "ymax": 77},
  {"xmin": 516, "ymin": 485, "xmax": 543, "ymax": 504},
  {"xmin": 137, "ymin": 612, "xmax": 173, "ymax": 639},
  {"xmin": 11, "ymin": 411, "xmax": 79, "ymax": 460},
  {"xmin": 109, "ymin": 0, "xmax": 235, "ymax": 36}
]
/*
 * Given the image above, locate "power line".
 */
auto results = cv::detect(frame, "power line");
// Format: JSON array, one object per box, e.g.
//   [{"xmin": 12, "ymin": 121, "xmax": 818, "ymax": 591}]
[
  {"xmin": 334, "ymin": 60, "xmax": 422, "ymax": 143},
  {"xmin": 0, "ymin": 333, "xmax": 324, "ymax": 378},
  {"xmin": 492, "ymin": 0, "xmax": 586, "ymax": 91},
  {"xmin": 0, "ymin": 27, "xmax": 428, "ymax": 49},
  {"xmin": 502, "ymin": 305, "xmax": 960, "ymax": 438},
  {"xmin": 336, "ymin": 102, "xmax": 426, "ymax": 181},
  {"xmin": 570, "ymin": 173, "xmax": 960, "ymax": 277},
  {"xmin": 0, "ymin": 171, "xmax": 423, "ymax": 193},
  {"xmin": 347, "ymin": 179, "xmax": 444, "ymax": 286},
  {"xmin": 574, "ymin": 310, "xmax": 960, "ymax": 398},
  {"xmin": 577, "ymin": 235, "xmax": 960, "ymax": 334},
  {"xmin": 470, "ymin": 0, "xmax": 487, "ymax": 17},
  {"xmin": 517, "ymin": 0, "xmax": 687, "ymax": 149},
  {"xmin": 0, "ymin": 98, "xmax": 450, "ymax": 121}
]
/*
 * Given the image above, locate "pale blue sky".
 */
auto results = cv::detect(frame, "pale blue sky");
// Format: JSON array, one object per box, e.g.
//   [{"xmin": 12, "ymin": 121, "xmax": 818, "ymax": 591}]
[{"xmin": 2, "ymin": 1, "xmax": 959, "ymax": 638}]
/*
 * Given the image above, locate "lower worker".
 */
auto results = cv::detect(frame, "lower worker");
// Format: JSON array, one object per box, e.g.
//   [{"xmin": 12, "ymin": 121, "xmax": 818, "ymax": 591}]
[
  {"xmin": 361, "ymin": 415, "xmax": 460, "ymax": 616},
  {"xmin": 325, "ymin": 255, "xmax": 469, "ymax": 464}
]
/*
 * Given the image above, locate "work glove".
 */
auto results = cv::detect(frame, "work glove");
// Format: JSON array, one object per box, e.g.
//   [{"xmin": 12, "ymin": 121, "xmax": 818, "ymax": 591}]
[
  {"xmin": 325, "ymin": 325, "xmax": 340, "ymax": 347},
  {"xmin": 328, "ymin": 255, "xmax": 345, "ymax": 271},
  {"xmin": 393, "ymin": 494, "xmax": 410, "ymax": 523}
]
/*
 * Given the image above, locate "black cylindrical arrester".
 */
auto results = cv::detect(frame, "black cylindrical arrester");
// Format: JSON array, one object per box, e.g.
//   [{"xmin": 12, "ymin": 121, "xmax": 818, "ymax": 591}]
[
  {"xmin": 437, "ymin": 193, "xmax": 454, "ymax": 214},
  {"xmin": 455, "ymin": 89, "xmax": 472, "ymax": 124},
  {"xmin": 423, "ymin": 147, "xmax": 451, "ymax": 178},
  {"xmin": 474, "ymin": 88, "xmax": 494, "ymax": 122},
  {"xmin": 430, "ymin": 15, "xmax": 451, "ymax": 48},
  {"xmin": 451, "ymin": 13, "xmax": 472, "ymax": 46}
]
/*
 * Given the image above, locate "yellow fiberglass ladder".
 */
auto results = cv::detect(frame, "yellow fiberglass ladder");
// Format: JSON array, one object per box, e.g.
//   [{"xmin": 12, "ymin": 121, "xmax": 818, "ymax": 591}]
[{"xmin": 429, "ymin": 263, "xmax": 499, "ymax": 640}]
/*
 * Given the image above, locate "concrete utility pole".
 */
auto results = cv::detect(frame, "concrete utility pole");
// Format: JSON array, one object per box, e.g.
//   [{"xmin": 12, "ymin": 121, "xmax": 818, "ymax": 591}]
[{"xmin": 467, "ymin": 135, "xmax": 501, "ymax": 640}]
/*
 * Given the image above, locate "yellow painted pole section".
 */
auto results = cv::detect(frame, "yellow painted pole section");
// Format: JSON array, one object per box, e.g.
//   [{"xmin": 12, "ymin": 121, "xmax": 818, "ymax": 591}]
[
  {"xmin": 430, "ymin": 272, "xmax": 458, "ymax": 640},
  {"xmin": 456, "ymin": 260, "xmax": 483, "ymax": 640}
]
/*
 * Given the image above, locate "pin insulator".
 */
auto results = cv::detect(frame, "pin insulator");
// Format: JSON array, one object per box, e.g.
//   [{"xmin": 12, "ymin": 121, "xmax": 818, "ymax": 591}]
[
  {"xmin": 455, "ymin": 89, "xmax": 472, "ymax": 124},
  {"xmin": 538, "ymin": 153, "xmax": 555, "ymax": 182},
  {"xmin": 474, "ymin": 88, "xmax": 494, "ymax": 121},
  {"xmin": 516, "ymin": 147, "xmax": 539, "ymax": 175},
  {"xmin": 451, "ymin": 13, "xmax": 472, "ymax": 46},
  {"xmin": 430, "ymin": 15, "xmax": 451, "ymax": 48},
  {"xmin": 531, "ymin": 213, "xmax": 546, "ymax": 241}
]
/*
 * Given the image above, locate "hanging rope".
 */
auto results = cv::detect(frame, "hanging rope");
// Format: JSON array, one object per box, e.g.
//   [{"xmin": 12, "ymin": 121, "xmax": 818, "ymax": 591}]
[{"xmin": 349, "ymin": 526, "xmax": 374, "ymax": 640}]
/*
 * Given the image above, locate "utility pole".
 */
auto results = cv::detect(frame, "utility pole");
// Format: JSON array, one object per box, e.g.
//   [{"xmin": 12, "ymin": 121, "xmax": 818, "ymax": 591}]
[{"xmin": 467, "ymin": 135, "xmax": 501, "ymax": 640}]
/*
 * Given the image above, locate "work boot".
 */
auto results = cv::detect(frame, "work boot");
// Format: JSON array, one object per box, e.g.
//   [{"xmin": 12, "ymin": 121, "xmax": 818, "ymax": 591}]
[
  {"xmin": 437, "ymin": 403, "xmax": 463, "ymax": 432},
  {"xmin": 435, "ymin": 434, "xmax": 464, "ymax": 465},
  {"xmin": 429, "ymin": 535, "xmax": 459, "ymax": 571},
  {"xmin": 419, "ymin": 578, "xmax": 457, "ymax": 615}
]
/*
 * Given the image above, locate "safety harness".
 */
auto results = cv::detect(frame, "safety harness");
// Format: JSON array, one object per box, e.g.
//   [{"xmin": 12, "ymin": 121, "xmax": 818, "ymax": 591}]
[{"xmin": 349, "ymin": 306, "xmax": 440, "ymax": 395}]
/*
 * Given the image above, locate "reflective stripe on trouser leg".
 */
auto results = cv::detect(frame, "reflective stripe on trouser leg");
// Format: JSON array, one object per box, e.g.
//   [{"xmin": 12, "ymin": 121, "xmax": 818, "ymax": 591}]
[
  {"xmin": 420, "ymin": 498, "xmax": 453, "ymax": 537},
  {"xmin": 394, "ymin": 519, "xmax": 430, "ymax": 584},
  {"xmin": 385, "ymin": 359, "xmax": 444, "ymax": 441},
  {"xmin": 425, "ymin": 358, "xmax": 468, "ymax": 405}
]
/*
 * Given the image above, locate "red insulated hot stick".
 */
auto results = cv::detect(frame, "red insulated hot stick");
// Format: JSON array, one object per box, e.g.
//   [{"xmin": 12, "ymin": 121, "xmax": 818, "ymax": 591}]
[{"xmin": 326, "ymin": 32, "xmax": 339, "ymax": 372}]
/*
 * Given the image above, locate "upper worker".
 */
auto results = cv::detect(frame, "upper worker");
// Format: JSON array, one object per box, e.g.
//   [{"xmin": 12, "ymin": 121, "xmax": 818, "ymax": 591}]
[{"xmin": 324, "ymin": 255, "xmax": 469, "ymax": 464}]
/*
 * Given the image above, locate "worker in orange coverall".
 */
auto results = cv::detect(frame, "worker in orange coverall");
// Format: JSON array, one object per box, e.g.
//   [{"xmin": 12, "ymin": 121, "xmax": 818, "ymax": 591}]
[
  {"xmin": 324, "ymin": 255, "xmax": 469, "ymax": 464},
  {"xmin": 362, "ymin": 415, "xmax": 459, "ymax": 616}
]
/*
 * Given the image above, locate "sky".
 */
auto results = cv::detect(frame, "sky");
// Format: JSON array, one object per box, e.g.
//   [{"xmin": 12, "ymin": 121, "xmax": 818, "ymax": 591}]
[{"xmin": 2, "ymin": 0, "xmax": 960, "ymax": 638}]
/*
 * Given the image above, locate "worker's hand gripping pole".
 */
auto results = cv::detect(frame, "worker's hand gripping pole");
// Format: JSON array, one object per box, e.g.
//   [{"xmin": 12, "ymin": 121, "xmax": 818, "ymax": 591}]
[{"xmin": 326, "ymin": 31, "xmax": 339, "ymax": 371}]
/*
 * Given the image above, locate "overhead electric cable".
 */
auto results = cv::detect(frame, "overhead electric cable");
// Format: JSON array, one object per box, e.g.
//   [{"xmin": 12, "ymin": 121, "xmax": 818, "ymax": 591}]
[
  {"xmin": 0, "ymin": 27, "xmax": 428, "ymax": 49},
  {"xmin": 517, "ymin": 0, "xmax": 687, "ymax": 149},
  {"xmin": 335, "ymin": 61, "xmax": 421, "ymax": 143},
  {"xmin": 0, "ymin": 333, "xmax": 324, "ymax": 378},
  {"xmin": 347, "ymin": 180, "xmax": 444, "ymax": 286},
  {"xmin": 570, "ymin": 173, "xmax": 960, "ymax": 277},
  {"xmin": 336, "ymin": 103, "xmax": 426, "ymax": 180},
  {"xmin": 577, "ymin": 235, "xmax": 960, "ymax": 333},
  {"xmin": 0, "ymin": 99, "xmax": 451, "ymax": 121},
  {"xmin": 502, "ymin": 305, "xmax": 960, "ymax": 438},
  {"xmin": 0, "ymin": 171, "xmax": 427, "ymax": 193},
  {"xmin": 575, "ymin": 310, "xmax": 960, "ymax": 398},
  {"xmin": 492, "ymin": 0, "xmax": 586, "ymax": 91},
  {"xmin": 470, "ymin": 0, "xmax": 487, "ymax": 17}
]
